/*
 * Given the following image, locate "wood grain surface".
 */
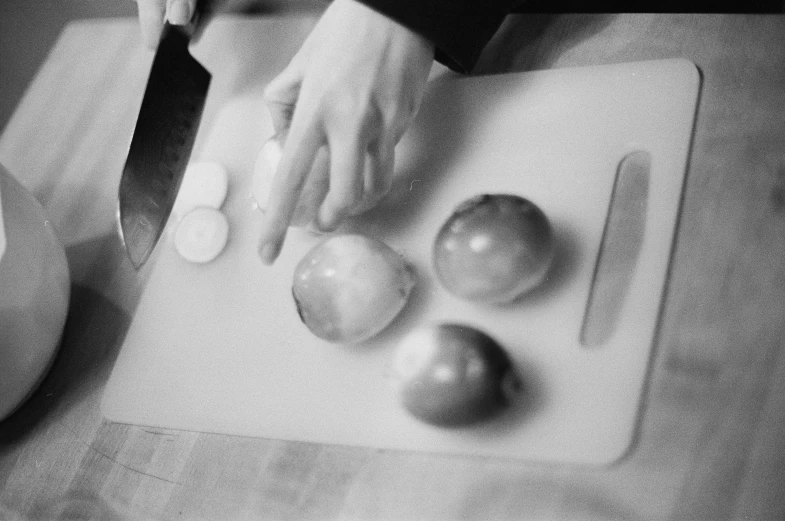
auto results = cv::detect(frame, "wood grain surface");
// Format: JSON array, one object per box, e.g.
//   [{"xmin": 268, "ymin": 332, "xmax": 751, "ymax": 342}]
[{"xmin": 1, "ymin": 10, "xmax": 785, "ymax": 521}]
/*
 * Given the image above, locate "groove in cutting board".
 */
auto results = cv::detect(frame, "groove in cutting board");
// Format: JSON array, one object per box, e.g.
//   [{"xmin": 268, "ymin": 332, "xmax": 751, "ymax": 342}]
[{"xmin": 581, "ymin": 150, "xmax": 651, "ymax": 347}]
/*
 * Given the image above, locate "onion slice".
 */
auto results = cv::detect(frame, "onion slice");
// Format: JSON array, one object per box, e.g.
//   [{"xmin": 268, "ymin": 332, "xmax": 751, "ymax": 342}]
[
  {"xmin": 173, "ymin": 161, "xmax": 229, "ymax": 218},
  {"xmin": 174, "ymin": 207, "xmax": 229, "ymax": 264}
]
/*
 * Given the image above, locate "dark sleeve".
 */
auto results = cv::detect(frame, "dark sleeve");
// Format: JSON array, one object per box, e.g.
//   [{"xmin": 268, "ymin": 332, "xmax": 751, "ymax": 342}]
[{"xmin": 354, "ymin": 0, "xmax": 523, "ymax": 74}]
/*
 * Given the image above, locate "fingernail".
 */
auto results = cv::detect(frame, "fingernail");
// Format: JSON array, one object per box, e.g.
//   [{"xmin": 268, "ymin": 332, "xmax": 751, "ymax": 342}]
[
  {"xmin": 316, "ymin": 217, "xmax": 337, "ymax": 233},
  {"xmin": 317, "ymin": 206, "xmax": 342, "ymax": 232},
  {"xmin": 168, "ymin": 0, "xmax": 191, "ymax": 25},
  {"xmin": 258, "ymin": 241, "xmax": 279, "ymax": 265}
]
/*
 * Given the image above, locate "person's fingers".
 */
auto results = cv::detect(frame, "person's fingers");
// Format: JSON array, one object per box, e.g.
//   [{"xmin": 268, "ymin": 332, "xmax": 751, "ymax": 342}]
[
  {"xmin": 317, "ymin": 128, "xmax": 368, "ymax": 231},
  {"xmin": 136, "ymin": 0, "xmax": 166, "ymax": 49},
  {"xmin": 298, "ymin": 145, "xmax": 331, "ymax": 224},
  {"xmin": 257, "ymin": 123, "xmax": 323, "ymax": 264},
  {"xmin": 362, "ymin": 134, "xmax": 395, "ymax": 210},
  {"xmin": 263, "ymin": 65, "xmax": 303, "ymax": 135},
  {"xmin": 252, "ymin": 0, "xmax": 436, "ymax": 263},
  {"xmin": 166, "ymin": 0, "xmax": 196, "ymax": 25}
]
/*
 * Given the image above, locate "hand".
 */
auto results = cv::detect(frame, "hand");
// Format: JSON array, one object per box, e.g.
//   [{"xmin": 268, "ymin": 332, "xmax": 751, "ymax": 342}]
[
  {"xmin": 257, "ymin": 0, "xmax": 435, "ymax": 265},
  {"xmin": 134, "ymin": 0, "xmax": 196, "ymax": 49}
]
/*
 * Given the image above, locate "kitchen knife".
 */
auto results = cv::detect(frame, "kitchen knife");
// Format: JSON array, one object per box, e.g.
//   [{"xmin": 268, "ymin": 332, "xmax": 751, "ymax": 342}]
[{"xmin": 119, "ymin": 1, "xmax": 213, "ymax": 270}]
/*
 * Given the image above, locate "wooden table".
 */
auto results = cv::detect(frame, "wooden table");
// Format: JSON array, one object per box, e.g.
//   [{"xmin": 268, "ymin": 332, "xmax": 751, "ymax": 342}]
[{"xmin": 2, "ymin": 9, "xmax": 785, "ymax": 520}]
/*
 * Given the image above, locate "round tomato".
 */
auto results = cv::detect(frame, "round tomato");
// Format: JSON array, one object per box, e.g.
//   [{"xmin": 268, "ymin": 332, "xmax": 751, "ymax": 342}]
[
  {"xmin": 390, "ymin": 323, "xmax": 521, "ymax": 427},
  {"xmin": 433, "ymin": 194, "xmax": 555, "ymax": 304}
]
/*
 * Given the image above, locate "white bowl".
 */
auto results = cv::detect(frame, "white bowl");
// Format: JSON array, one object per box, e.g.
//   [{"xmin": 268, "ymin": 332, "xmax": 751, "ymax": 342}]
[{"xmin": 0, "ymin": 163, "xmax": 70, "ymax": 421}]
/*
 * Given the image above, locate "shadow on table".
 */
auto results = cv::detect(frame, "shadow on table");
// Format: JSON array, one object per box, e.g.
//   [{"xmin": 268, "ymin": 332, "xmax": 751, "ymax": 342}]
[{"xmin": 0, "ymin": 278, "xmax": 130, "ymax": 444}]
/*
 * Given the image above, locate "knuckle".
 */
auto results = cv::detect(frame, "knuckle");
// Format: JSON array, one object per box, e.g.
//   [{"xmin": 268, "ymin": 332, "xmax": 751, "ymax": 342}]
[
  {"xmin": 324, "ymin": 89, "xmax": 377, "ymax": 130},
  {"xmin": 331, "ymin": 95, "xmax": 365, "ymax": 123}
]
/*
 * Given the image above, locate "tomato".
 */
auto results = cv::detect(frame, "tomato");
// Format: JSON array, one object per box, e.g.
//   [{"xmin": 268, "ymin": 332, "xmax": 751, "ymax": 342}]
[
  {"xmin": 292, "ymin": 234, "xmax": 416, "ymax": 343},
  {"xmin": 390, "ymin": 323, "xmax": 521, "ymax": 427},
  {"xmin": 433, "ymin": 194, "xmax": 555, "ymax": 304}
]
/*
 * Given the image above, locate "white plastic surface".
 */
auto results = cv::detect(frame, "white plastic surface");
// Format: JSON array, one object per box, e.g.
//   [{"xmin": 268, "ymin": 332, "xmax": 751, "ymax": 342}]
[{"xmin": 102, "ymin": 59, "xmax": 700, "ymax": 465}]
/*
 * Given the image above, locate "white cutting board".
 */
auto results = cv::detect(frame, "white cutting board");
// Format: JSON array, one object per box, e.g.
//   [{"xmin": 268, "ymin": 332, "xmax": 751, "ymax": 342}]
[{"xmin": 102, "ymin": 58, "xmax": 700, "ymax": 465}]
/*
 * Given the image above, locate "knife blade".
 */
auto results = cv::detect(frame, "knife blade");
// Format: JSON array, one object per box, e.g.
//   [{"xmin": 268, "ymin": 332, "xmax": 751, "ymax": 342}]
[{"xmin": 119, "ymin": 5, "xmax": 213, "ymax": 270}]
